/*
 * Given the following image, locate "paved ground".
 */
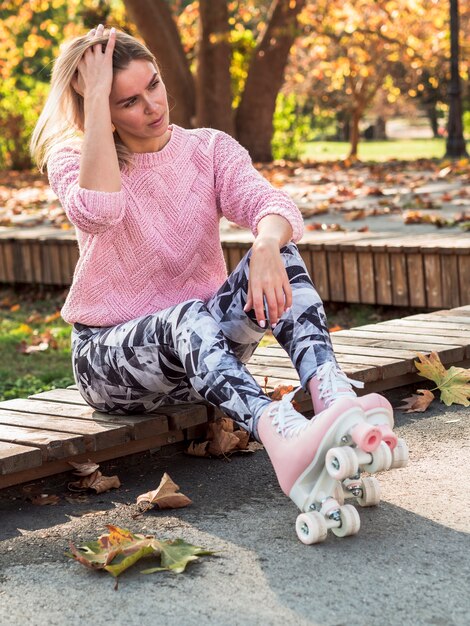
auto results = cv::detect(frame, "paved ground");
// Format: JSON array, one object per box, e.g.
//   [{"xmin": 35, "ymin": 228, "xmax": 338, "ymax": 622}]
[{"xmin": 0, "ymin": 382, "xmax": 468, "ymax": 626}]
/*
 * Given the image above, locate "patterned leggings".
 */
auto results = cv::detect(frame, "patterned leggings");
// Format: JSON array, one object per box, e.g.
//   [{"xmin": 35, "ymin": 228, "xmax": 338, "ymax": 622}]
[{"xmin": 71, "ymin": 242, "xmax": 338, "ymax": 439}]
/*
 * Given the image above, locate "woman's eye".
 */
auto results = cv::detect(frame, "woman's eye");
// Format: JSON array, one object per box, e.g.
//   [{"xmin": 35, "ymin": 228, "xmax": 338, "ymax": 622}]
[
  {"xmin": 124, "ymin": 98, "xmax": 136, "ymax": 108},
  {"xmin": 150, "ymin": 80, "xmax": 159, "ymax": 89}
]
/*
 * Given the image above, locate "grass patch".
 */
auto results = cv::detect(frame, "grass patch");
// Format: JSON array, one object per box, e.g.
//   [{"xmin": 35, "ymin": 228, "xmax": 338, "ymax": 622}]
[
  {"xmin": 302, "ymin": 138, "xmax": 448, "ymax": 162},
  {"xmin": 0, "ymin": 286, "xmax": 74, "ymax": 401}
]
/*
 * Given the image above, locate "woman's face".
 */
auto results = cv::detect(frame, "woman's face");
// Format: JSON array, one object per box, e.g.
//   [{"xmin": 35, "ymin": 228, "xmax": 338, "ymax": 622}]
[{"xmin": 109, "ymin": 59, "xmax": 171, "ymax": 153}]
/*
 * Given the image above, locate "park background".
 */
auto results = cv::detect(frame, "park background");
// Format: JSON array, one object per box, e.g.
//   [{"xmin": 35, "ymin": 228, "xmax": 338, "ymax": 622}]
[{"xmin": 0, "ymin": 0, "xmax": 469, "ymax": 402}]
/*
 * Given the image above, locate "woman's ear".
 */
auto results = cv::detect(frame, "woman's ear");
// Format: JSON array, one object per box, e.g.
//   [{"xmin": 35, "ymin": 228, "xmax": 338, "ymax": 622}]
[{"xmin": 71, "ymin": 70, "xmax": 84, "ymax": 96}]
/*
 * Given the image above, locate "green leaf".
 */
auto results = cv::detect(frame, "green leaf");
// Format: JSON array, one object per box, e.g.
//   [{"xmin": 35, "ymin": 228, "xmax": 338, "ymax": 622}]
[
  {"xmin": 142, "ymin": 539, "xmax": 216, "ymax": 574},
  {"xmin": 67, "ymin": 526, "xmax": 215, "ymax": 578},
  {"xmin": 414, "ymin": 352, "xmax": 470, "ymax": 407}
]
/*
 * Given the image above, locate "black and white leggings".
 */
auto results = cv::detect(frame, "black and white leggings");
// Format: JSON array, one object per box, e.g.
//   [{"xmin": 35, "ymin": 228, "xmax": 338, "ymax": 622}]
[{"xmin": 71, "ymin": 242, "xmax": 339, "ymax": 439}]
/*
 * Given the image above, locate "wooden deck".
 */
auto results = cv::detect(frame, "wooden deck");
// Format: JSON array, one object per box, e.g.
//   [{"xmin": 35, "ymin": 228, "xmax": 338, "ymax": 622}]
[
  {"xmin": 1, "ymin": 305, "xmax": 469, "ymax": 489},
  {"xmin": 0, "ymin": 226, "xmax": 469, "ymax": 308}
]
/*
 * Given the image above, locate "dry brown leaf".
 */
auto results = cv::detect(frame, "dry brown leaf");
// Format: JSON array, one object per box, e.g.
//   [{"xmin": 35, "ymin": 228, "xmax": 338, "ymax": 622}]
[
  {"xmin": 68, "ymin": 460, "xmax": 100, "ymax": 476},
  {"xmin": 218, "ymin": 417, "xmax": 234, "ymax": 433},
  {"xmin": 68, "ymin": 464, "xmax": 121, "ymax": 494},
  {"xmin": 186, "ymin": 441, "xmax": 210, "ymax": 457},
  {"xmin": 233, "ymin": 429, "xmax": 250, "ymax": 450},
  {"xmin": 31, "ymin": 494, "xmax": 60, "ymax": 506},
  {"xmin": 136, "ymin": 472, "xmax": 192, "ymax": 510},
  {"xmin": 344, "ymin": 209, "xmax": 366, "ymax": 221},
  {"xmin": 397, "ymin": 389, "xmax": 435, "ymax": 413},
  {"xmin": 206, "ymin": 421, "xmax": 240, "ymax": 456}
]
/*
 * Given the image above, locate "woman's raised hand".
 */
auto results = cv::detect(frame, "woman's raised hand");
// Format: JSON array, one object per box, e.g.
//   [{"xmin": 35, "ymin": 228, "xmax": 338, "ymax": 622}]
[{"xmin": 71, "ymin": 24, "xmax": 116, "ymax": 99}]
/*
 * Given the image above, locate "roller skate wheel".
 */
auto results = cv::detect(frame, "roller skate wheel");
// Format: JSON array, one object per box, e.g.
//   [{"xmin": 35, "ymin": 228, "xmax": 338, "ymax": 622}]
[
  {"xmin": 363, "ymin": 441, "xmax": 393, "ymax": 473},
  {"xmin": 357, "ymin": 476, "xmax": 381, "ymax": 507},
  {"xmin": 333, "ymin": 483, "xmax": 345, "ymax": 506},
  {"xmin": 390, "ymin": 438, "xmax": 409, "ymax": 468},
  {"xmin": 351, "ymin": 421, "xmax": 382, "ymax": 452},
  {"xmin": 295, "ymin": 512, "xmax": 328, "ymax": 545},
  {"xmin": 326, "ymin": 447, "xmax": 359, "ymax": 481},
  {"xmin": 378, "ymin": 424, "xmax": 398, "ymax": 451},
  {"xmin": 331, "ymin": 504, "xmax": 361, "ymax": 538}
]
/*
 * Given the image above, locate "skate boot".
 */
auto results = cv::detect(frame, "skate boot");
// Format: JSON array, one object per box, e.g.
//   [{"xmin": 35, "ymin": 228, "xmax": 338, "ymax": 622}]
[
  {"xmin": 258, "ymin": 385, "xmax": 390, "ymax": 545},
  {"xmin": 309, "ymin": 362, "xmax": 408, "ymax": 480}
]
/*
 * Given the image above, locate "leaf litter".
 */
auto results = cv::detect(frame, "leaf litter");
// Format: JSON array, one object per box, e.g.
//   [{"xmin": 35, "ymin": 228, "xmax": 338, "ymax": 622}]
[
  {"xmin": 397, "ymin": 352, "xmax": 470, "ymax": 412},
  {"xmin": 67, "ymin": 525, "xmax": 215, "ymax": 583},
  {"xmin": 67, "ymin": 460, "xmax": 121, "ymax": 494}
]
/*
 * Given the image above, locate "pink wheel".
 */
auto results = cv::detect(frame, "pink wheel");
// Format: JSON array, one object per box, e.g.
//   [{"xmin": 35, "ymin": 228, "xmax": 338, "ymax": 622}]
[
  {"xmin": 378, "ymin": 424, "xmax": 398, "ymax": 451},
  {"xmin": 351, "ymin": 422, "xmax": 382, "ymax": 453}
]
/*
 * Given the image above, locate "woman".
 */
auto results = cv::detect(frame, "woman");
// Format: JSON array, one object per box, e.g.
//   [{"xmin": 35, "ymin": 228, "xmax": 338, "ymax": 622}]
[{"xmin": 30, "ymin": 25, "xmax": 405, "ymax": 543}]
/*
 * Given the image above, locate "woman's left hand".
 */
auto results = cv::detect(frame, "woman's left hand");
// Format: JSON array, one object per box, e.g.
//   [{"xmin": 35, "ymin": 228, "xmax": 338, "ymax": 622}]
[{"xmin": 243, "ymin": 237, "xmax": 292, "ymax": 328}]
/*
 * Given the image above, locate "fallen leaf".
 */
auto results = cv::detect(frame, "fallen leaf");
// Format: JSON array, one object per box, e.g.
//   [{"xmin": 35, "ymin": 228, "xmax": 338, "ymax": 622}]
[
  {"xmin": 136, "ymin": 473, "xmax": 192, "ymax": 510},
  {"xmin": 414, "ymin": 352, "xmax": 470, "ymax": 407},
  {"xmin": 68, "ymin": 460, "xmax": 100, "ymax": 476},
  {"xmin": 31, "ymin": 494, "xmax": 60, "ymax": 506},
  {"xmin": 186, "ymin": 441, "xmax": 210, "ymax": 457},
  {"xmin": 141, "ymin": 539, "xmax": 215, "ymax": 575},
  {"xmin": 397, "ymin": 389, "xmax": 435, "ymax": 413},
  {"xmin": 206, "ymin": 421, "xmax": 240, "ymax": 456},
  {"xmin": 68, "ymin": 462, "xmax": 120, "ymax": 494},
  {"xmin": 67, "ymin": 525, "xmax": 215, "ymax": 579}
]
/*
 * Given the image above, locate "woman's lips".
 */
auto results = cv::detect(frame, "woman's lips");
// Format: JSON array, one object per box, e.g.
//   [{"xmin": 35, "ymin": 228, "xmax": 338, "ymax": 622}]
[{"xmin": 148, "ymin": 116, "xmax": 164, "ymax": 127}]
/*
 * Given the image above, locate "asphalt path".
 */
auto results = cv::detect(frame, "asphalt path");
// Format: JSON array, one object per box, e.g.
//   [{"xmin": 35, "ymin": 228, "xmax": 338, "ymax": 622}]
[{"xmin": 0, "ymin": 382, "xmax": 469, "ymax": 626}]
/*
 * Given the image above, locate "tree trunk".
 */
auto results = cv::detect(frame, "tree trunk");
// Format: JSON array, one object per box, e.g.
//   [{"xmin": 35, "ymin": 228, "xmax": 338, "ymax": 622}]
[
  {"xmin": 196, "ymin": 0, "xmax": 234, "ymax": 133},
  {"xmin": 349, "ymin": 109, "xmax": 361, "ymax": 158},
  {"xmin": 445, "ymin": 0, "xmax": 468, "ymax": 157},
  {"xmin": 375, "ymin": 116, "xmax": 387, "ymax": 140},
  {"xmin": 425, "ymin": 103, "xmax": 439, "ymax": 138},
  {"xmin": 235, "ymin": 0, "xmax": 306, "ymax": 161},
  {"xmin": 123, "ymin": 0, "xmax": 195, "ymax": 127}
]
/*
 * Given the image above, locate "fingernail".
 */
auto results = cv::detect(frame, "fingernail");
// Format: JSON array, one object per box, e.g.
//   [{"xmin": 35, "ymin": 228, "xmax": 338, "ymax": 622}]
[
  {"xmin": 110, "ymin": 27, "xmax": 116, "ymax": 34},
  {"xmin": 286, "ymin": 307, "xmax": 291, "ymax": 313},
  {"xmin": 259, "ymin": 320, "xmax": 266, "ymax": 328}
]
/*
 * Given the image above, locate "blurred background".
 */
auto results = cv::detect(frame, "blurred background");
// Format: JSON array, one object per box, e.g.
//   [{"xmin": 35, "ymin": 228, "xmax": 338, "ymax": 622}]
[{"xmin": 0, "ymin": 0, "xmax": 468, "ymax": 169}]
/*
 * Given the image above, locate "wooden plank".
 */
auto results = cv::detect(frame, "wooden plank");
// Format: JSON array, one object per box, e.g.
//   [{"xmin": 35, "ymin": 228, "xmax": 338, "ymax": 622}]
[
  {"xmin": 19, "ymin": 240, "xmax": 34, "ymax": 283},
  {"xmin": 458, "ymin": 255, "xmax": 470, "ymax": 306},
  {"xmin": 358, "ymin": 321, "xmax": 470, "ymax": 339},
  {"xmin": 326, "ymin": 249, "xmax": 345, "ymax": 301},
  {"xmin": 332, "ymin": 329, "xmax": 467, "ymax": 352},
  {"xmin": 378, "ymin": 318, "xmax": 470, "ymax": 333},
  {"xmin": 0, "ymin": 441, "xmax": 42, "ymax": 475},
  {"xmin": 14, "ymin": 396, "xmax": 170, "ymax": 440},
  {"xmin": 374, "ymin": 252, "xmax": 392, "ymax": 305},
  {"xmin": 406, "ymin": 253, "xmax": 426, "ymax": 307},
  {"xmin": 330, "ymin": 334, "xmax": 465, "ymax": 360},
  {"xmin": 390, "ymin": 253, "xmax": 409, "ymax": 306},
  {"xmin": 227, "ymin": 246, "xmax": 244, "ymax": 273},
  {"xmin": 3, "ymin": 240, "xmax": 14, "ymax": 282},
  {"xmin": 343, "ymin": 251, "xmax": 360, "ymax": 303},
  {"xmin": 0, "ymin": 408, "xmax": 130, "ymax": 451},
  {"xmin": 0, "ymin": 424, "xmax": 85, "ymax": 460},
  {"xmin": 30, "ymin": 240, "xmax": 42, "ymax": 284},
  {"xmin": 334, "ymin": 354, "xmax": 411, "ymax": 379},
  {"xmin": 151, "ymin": 403, "xmax": 209, "ymax": 430},
  {"xmin": 0, "ymin": 430, "xmax": 185, "ymax": 489},
  {"xmin": 358, "ymin": 251, "xmax": 375, "ymax": 304},
  {"xmin": 423, "ymin": 253, "xmax": 442, "ymax": 308},
  {"xmin": 312, "ymin": 249, "xmax": 329, "ymax": 300},
  {"xmin": 440, "ymin": 254, "xmax": 461, "ymax": 309}
]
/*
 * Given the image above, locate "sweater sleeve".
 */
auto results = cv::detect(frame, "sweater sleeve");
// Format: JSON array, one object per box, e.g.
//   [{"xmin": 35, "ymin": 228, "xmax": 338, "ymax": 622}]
[
  {"xmin": 213, "ymin": 131, "xmax": 304, "ymax": 243},
  {"xmin": 46, "ymin": 145, "xmax": 126, "ymax": 235}
]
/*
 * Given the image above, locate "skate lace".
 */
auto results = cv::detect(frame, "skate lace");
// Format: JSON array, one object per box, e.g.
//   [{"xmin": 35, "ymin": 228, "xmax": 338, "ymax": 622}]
[
  {"xmin": 317, "ymin": 361, "xmax": 364, "ymax": 405},
  {"xmin": 267, "ymin": 385, "xmax": 308, "ymax": 438}
]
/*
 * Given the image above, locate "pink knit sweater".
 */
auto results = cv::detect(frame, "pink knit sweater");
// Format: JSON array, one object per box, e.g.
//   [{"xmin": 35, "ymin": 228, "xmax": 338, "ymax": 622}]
[{"xmin": 47, "ymin": 124, "xmax": 304, "ymax": 327}]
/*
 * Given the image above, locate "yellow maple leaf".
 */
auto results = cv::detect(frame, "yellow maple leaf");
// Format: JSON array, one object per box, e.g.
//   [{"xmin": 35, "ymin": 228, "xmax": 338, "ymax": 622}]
[{"xmin": 414, "ymin": 352, "xmax": 470, "ymax": 407}]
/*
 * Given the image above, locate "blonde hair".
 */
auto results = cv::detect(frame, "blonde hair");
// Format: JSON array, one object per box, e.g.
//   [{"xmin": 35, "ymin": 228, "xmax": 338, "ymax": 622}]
[{"xmin": 30, "ymin": 28, "xmax": 159, "ymax": 173}]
